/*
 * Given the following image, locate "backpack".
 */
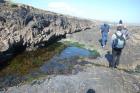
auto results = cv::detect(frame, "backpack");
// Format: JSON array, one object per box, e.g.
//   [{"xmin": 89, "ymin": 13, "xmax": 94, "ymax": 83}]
[
  {"xmin": 113, "ymin": 33, "xmax": 125, "ymax": 49},
  {"xmin": 122, "ymin": 29, "xmax": 129, "ymax": 39}
]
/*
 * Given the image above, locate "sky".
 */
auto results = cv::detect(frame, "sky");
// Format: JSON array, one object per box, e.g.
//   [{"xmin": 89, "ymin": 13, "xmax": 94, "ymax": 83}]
[{"xmin": 12, "ymin": 0, "xmax": 140, "ymax": 24}]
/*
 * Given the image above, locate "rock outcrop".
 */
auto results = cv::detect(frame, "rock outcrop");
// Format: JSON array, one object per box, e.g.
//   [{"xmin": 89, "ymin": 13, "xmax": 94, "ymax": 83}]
[
  {"xmin": 0, "ymin": 0, "xmax": 5, "ymax": 3},
  {"xmin": 0, "ymin": 2, "xmax": 94, "ymax": 53}
]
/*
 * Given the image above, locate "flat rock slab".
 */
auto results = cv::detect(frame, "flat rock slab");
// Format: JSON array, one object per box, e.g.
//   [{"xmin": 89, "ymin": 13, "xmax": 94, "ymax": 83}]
[{"xmin": 4, "ymin": 65, "xmax": 140, "ymax": 93}]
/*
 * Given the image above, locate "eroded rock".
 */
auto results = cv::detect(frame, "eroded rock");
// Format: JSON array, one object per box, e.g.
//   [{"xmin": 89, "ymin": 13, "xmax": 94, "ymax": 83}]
[{"xmin": 0, "ymin": 2, "xmax": 94, "ymax": 53}]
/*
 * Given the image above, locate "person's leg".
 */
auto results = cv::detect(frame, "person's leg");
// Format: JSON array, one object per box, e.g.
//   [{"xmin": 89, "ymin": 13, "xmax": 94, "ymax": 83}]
[
  {"xmin": 105, "ymin": 33, "xmax": 108, "ymax": 45},
  {"xmin": 112, "ymin": 48, "xmax": 117, "ymax": 68},
  {"xmin": 116, "ymin": 50, "xmax": 122, "ymax": 66},
  {"xmin": 101, "ymin": 34, "xmax": 105, "ymax": 47},
  {"xmin": 102, "ymin": 33, "xmax": 107, "ymax": 47}
]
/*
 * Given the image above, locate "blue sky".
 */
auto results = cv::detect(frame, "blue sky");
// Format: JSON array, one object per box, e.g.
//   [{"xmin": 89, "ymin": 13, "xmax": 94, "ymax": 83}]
[{"xmin": 12, "ymin": 0, "xmax": 140, "ymax": 24}]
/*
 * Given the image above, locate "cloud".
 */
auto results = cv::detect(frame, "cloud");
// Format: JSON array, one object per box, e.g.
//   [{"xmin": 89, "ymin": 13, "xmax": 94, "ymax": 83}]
[{"xmin": 47, "ymin": 2, "xmax": 79, "ymax": 16}]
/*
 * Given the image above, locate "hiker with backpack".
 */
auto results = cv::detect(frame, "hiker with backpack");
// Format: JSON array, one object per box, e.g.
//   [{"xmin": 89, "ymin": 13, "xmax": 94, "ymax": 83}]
[
  {"xmin": 117, "ymin": 20, "xmax": 130, "ymax": 39},
  {"xmin": 100, "ymin": 23, "xmax": 110, "ymax": 48},
  {"xmin": 117, "ymin": 19, "xmax": 124, "ymax": 27},
  {"xmin": 122, "ymin": 25, "xmax": 130, "ymax": 40},
  {"xmin": 111, "ymin": 26, "xmax": 126, "ymax": 68}
]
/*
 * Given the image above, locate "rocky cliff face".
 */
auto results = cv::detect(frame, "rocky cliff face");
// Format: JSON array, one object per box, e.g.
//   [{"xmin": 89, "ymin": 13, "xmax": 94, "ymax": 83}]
[{"xmin": 0, "ymin": 2, "xmax": 94, "ymax": 52}]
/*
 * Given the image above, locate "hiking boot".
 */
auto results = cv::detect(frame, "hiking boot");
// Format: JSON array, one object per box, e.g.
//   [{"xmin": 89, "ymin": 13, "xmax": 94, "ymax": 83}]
[
  {"xmin": 102, "ymin": 45, "xmax": 105, "ymax": 48},
  {"xmin": 114, "ymin": 66, "xmax": 117, "ymax": 68}
]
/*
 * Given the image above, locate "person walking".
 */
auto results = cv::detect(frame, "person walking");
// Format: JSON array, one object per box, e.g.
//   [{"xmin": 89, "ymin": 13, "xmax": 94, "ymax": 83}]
[
  {"xmin": 119, "ymin": 20, "xmax": 123, "ymax": 24},
  {"xmin": 117, "ymin": 19, "xmax": 123, "ymax": 27},
  {"xmin": 111, "ymin": 26, "xmax": 126, "ymax": 68},
  {"xmin": 118, "ymin": 20, "xmax": 130, "ymax": 39},
  {"xmin": 100, "ymin": 23, "xmax": 110, "ymax": 48},
  {"xmin": 122, "ymin": 25, "xmax": 130, "ymax": 40}
]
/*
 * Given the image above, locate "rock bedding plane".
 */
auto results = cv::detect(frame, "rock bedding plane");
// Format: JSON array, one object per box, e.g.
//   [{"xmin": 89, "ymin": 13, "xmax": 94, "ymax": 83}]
[{"xmin": 0, "ymin": 1, "xmax": 94, "ymax": 53}]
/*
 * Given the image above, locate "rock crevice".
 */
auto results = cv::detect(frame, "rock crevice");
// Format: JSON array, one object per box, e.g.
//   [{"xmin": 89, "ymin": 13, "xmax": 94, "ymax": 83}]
[{"xmin": 0, "ymin": 2, "xmax": 94, "ymax": 52}]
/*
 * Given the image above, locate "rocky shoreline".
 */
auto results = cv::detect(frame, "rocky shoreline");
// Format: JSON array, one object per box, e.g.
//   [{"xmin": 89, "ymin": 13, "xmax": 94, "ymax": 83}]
[
  {"xmin": 0, "ymin": 1, "xmax": 140, "ymax": 93},
  {"xmin": 1, "ymin": 27, "xmax": 140, "ymax": 93},
  {"xmin": 0, "ymin": 1, "xmax": 94, "ymax": 54},
  {"xmin": 2, "ymin": 64, "xmax": 140, "ymax": 93}
]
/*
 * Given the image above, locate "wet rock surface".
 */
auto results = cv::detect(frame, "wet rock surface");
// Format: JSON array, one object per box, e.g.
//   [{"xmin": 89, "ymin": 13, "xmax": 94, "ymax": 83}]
[
  {"xmin": 2, "ymin": 26, "xmax": 140, "ymax": 93},
  {"xmin": 0, "ymin": 1, "xmax": 140, "ymax": 93},
  {"xmin": 0, "ymin": 41, "xmax": 98, "ymax": 90},
  {"xmin": 3, "ymin": 65, "xmax": 140, "ymax": 93}
]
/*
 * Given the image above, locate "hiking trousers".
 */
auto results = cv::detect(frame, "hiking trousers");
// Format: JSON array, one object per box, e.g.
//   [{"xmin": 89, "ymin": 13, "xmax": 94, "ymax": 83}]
[
  {"xmin": 112, "ymin": 48, "xmax": 122, "ymax": 68},
  {"xmin": 101, "ymin": 32, "xmax": 108, "ymax": 46}
]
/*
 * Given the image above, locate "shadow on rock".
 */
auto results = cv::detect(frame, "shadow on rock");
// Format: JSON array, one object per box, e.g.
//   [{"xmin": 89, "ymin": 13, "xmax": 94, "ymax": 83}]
[
  {"xmin": 87, "ymin": 89, "xmax": 96, "ymax": 93},
  {"xmin": 98, "ymin": 39, "xmax": 102, "ymax": 46},
  {"xmin": 0, "ymin": 43, "xmax": 27, "ymax": 71},
  {"xmin": 105, "ymin": 51, "xmax": 113, "ymax": 67}
]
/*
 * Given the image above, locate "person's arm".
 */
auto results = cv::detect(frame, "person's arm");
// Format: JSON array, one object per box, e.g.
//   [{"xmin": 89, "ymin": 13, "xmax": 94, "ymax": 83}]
[
  {"xmin": 111, "ymin": 34, "xmax": 116, "ymax": 47},
  {"xmin": 100, "ymin": 25, "xmax": 102, "ymax": 33},
  {"xmin": 108, "ymin": 25, "xmax": 112, "ymax": 36}
]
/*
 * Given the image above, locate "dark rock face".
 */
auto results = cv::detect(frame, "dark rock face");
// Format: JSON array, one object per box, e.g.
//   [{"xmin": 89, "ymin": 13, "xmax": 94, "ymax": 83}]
[
  {"xmin": 0, "ymin": 0, "xmax": 5, "ymax": 3},
  {"xmin": 0, "ymin": 2, "xmax": 94, "ymax": 53}
]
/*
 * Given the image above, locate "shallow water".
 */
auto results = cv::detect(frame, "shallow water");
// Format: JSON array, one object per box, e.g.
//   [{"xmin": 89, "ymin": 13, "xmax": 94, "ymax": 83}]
[
  {"xmin": 40, "ymin": 46, "xmax": 93, "ymax": 74},
  {"xmin": 0, "ymin": 42, "xmax": 66, "ymax": 89},
  {"xmin": 0, "ymin": 43, "xmax": 95, "ymax": 89},
  {"xmin": 59, "ymin": 46, "xmax": 91, "ymax": 58}
]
